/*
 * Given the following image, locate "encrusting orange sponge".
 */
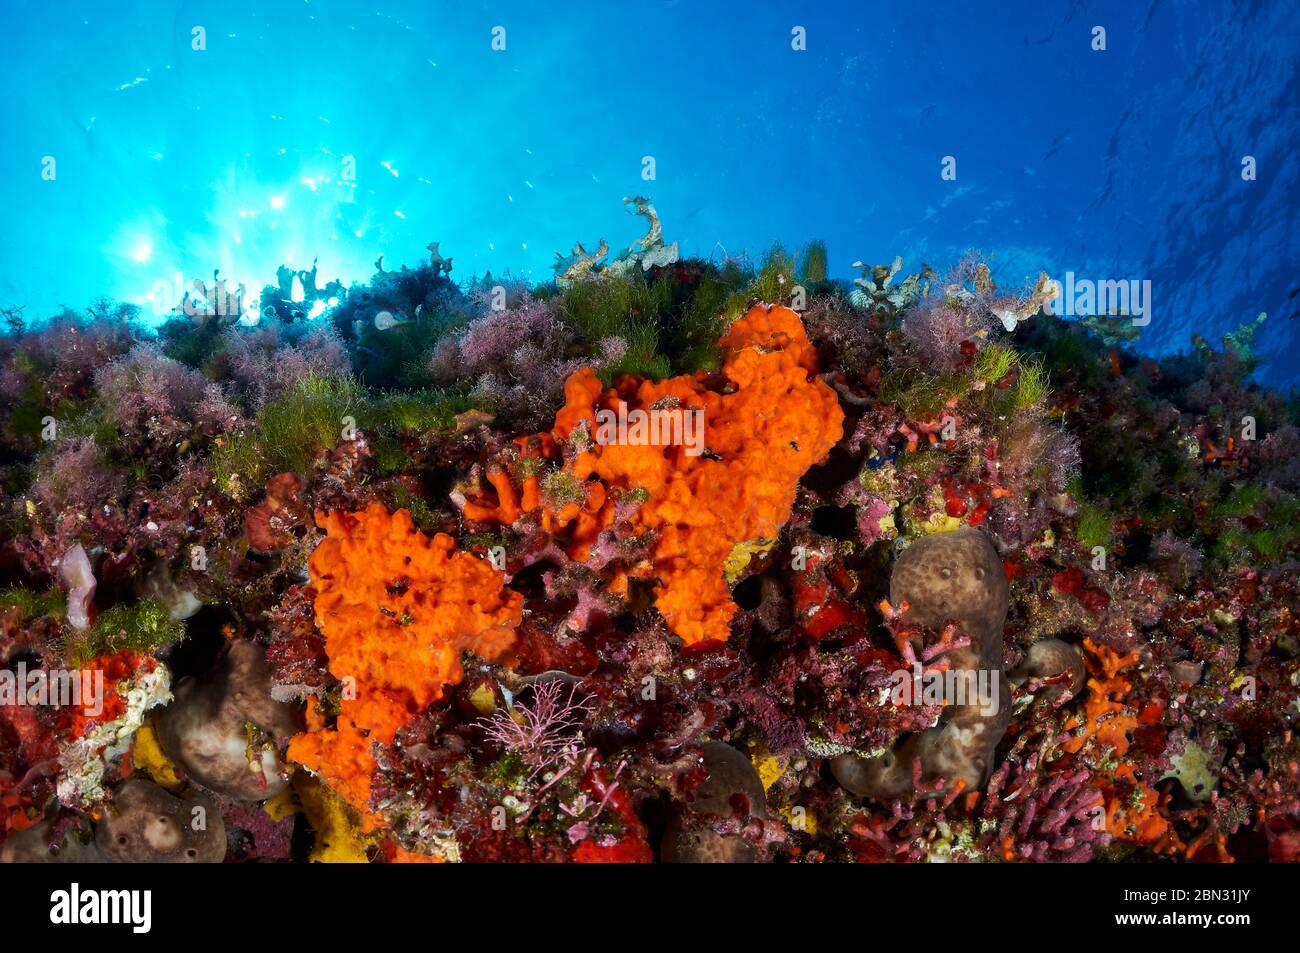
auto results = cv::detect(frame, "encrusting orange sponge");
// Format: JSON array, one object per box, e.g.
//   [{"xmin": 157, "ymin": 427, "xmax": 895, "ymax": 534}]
[
  {"xmin": 287, "ymin": 503, "xmax": 522, "ymax": 824},
  {"xmin": 465, "ymin": 303, "xmax": 844, "ymax": 645}
]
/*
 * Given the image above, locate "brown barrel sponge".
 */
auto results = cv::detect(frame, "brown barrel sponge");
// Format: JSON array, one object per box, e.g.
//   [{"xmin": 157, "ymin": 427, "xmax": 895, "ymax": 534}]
[
  {"xmin": 888, "ymin": 526, "xmax": 1009, "ymax": 637},
  {"xmin": 834, "ymin": 528, "xmax": 1010, "ymax": 800}
]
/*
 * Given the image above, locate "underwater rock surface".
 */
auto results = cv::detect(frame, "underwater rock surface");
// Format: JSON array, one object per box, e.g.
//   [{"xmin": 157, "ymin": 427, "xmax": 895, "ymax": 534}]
[{"xmin": 0, "ymin": 236, "xmax": 1297, "ymax": 864}]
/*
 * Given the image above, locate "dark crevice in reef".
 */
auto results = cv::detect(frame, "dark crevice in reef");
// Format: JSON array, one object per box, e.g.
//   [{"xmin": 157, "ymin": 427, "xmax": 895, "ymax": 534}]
[
  {"xmin": 811, "ymin": 504, "xmax": 858, "ymax": 541},
  {"xmin": 732, "ymin": 573, "xmax": 764, "ymax": 611},
  {"xmin": 162, "ymin": 608, "xmax": 234, "ymax": 680}
]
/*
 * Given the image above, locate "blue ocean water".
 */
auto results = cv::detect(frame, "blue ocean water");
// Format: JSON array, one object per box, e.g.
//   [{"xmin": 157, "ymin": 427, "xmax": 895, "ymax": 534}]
[{"xmin": 3, "ymin": 0, "xmax": 1297, "ymax": 387}]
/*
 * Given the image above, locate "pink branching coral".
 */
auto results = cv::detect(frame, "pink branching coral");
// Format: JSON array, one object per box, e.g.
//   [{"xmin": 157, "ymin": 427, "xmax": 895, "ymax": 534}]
[
  {"xmin": 845, "ymin": 774, "xmax": 971, "ymax": 862},
  {"xmin": 978, "ymin": 732, "xmax": 1110, "ymax": 862},
  {"xmin": 477, "ymin": 679, "xmax": 595, "ymax": 780}
]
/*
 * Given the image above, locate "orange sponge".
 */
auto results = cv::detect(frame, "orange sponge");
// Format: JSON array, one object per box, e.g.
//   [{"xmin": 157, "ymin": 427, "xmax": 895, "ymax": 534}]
[
  {"xmin": 464, "ymin": 304, "xmax": 843, "ymax": 645},
  {"xmin": 287, "ymin": 503, "xmax": 522, "ymax": 822}
]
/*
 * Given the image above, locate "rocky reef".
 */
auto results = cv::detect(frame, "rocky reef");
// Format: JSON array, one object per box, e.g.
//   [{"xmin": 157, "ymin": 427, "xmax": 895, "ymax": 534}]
[{"xmin": 0, "ymin": 216, "xmax": 1297, "ymax": 864}]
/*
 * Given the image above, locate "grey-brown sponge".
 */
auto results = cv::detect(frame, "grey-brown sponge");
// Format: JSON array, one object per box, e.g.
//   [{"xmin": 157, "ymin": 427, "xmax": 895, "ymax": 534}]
[
  {"xmin": 662, "ymin": 742, "xmax": 767, "ymax": 863},
  {"xmin": 155, "ymin": 640, "xmax": 298, "ymax": 800},
  {"xmin": 1010, "ymin": 637, "xmax": 1086, "ymax": 703},
  {"xmin": 0, "ymin": 822, "xmax": 105, "ymax": 863},
  {"xmin": 95, "ymin": 778, "xmax": 226, "ymax": 863}
]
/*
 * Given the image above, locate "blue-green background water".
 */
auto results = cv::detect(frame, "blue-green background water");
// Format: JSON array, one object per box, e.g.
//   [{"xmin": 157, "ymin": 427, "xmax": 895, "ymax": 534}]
[{"xmin": 3, "ymin": 0, "xmax": 1297, "ymax": 386}]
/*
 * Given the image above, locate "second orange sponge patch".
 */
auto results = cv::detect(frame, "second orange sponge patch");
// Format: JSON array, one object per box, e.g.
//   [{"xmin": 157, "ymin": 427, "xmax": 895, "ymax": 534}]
[{"xmin": 287, "ymin": 503, "xmax": 522, "ymax": 821}]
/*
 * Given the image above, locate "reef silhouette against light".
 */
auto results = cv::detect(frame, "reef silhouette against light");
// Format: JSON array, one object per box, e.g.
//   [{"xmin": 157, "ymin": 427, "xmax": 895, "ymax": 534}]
[{"xmin": 1, "ymin": 0, "xmax": 1298, "ymax": 879}]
